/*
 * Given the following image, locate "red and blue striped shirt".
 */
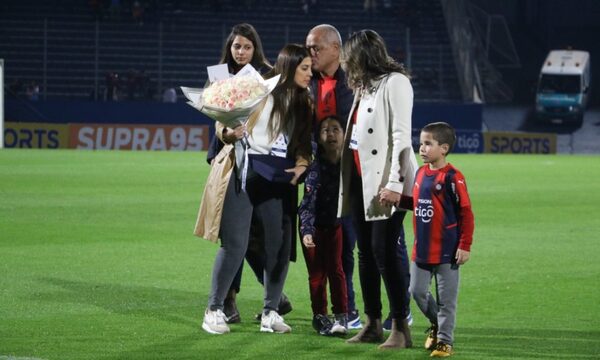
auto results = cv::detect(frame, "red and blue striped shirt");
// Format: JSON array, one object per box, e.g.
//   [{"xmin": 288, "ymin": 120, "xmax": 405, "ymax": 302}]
[{"xmin": 411, "ymin": 163, "xmax": 474, "ymax": 264}]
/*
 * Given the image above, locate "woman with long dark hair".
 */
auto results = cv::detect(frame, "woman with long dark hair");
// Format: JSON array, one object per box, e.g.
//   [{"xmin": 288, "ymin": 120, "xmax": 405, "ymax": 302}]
[
  {"xmin": 218, "ymin": 23, "xmax": 271, "ymax": 74},
  {"xmin": 201, "ymin": 44, "xmax": 313, "ymax": 335},
  {"xmin": 202, "ymin": 23, "xmax": 283, "ymax": 325},
  {"xmin": 207, "ymin": 23, "xmax": 272, "ymax": 165},
  {"xmin": 338, "ymin": 29, "xmax": 418, "ymax": 349}
]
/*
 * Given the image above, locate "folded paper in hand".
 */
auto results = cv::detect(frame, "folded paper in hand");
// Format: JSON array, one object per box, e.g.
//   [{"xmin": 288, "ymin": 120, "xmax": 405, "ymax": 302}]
[{"xmin": 249, "ymin": 154, "xmax": 295, "ymax": 183}]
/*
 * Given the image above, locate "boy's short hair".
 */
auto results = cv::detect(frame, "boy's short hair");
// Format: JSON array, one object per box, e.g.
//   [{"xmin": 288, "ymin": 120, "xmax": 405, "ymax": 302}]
[{"xmin": 422, "ymin": 122, "xmax": 456, "ymax": 154}]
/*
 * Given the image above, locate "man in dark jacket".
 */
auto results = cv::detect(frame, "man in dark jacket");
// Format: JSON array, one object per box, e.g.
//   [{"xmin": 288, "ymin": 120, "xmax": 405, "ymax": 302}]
[{"xmin": 306, "ymin": 25, "xmax": 353, "ymax": 130}]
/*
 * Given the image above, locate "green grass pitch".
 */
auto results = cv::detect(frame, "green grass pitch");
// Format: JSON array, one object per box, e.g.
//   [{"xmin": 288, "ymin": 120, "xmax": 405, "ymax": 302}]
[{"xmin": 1, "ymin": 149, "xmax": 599, "ymax": 359}]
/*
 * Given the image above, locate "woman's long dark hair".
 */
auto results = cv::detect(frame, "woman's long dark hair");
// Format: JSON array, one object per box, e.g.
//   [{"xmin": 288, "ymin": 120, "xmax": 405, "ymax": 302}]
[
  {"xmin": 264, "ymin": 44, "xmax": 313, "ymax": 161},
  {"xmin": 341, "ymin": 29, "xmax": 408, "ymax": 90},
  {"xmin": 219, "ymin": 23, "xmax": 272, "ymax": 74}
]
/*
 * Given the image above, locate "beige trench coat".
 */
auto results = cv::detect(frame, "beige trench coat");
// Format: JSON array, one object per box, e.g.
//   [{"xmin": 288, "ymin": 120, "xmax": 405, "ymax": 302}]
[
  {"xmin": 192, "ymin": 100, "xmax": 265, "ymax": 242},
  {"xmin": 193, "ymin": 97, "xmax": 308, "ymax": 243},
  {"xmin": 193, "ymin": 143, "xmax": 235, "ymax": 242}
]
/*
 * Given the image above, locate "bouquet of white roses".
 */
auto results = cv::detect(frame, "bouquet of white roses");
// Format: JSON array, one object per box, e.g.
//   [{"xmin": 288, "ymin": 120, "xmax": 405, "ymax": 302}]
[
  {"xmin": 182, "ymin": 64, "xmax": 280, "ymax": 129},
  {"xmin": 202, "ymin": 75, "xmax": 267, "ymax": 110}
]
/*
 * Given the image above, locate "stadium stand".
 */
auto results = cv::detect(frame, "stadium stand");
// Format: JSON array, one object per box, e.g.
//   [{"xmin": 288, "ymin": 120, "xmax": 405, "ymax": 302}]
[{"xmin": 0, "ymin": 0, "xmax": 462, "ymax": 102}]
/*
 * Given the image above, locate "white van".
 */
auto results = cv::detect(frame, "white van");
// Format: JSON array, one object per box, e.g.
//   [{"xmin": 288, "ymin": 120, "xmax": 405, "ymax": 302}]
[{"xmin": 535, "ymin": 50, "xmax": 591, "ymax": 125}]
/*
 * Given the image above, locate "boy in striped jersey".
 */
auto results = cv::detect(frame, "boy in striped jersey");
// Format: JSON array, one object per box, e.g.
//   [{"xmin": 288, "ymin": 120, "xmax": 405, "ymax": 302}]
[{"xmin": 409, "ymin": 122, "xmax": 475, "ymax": 357}]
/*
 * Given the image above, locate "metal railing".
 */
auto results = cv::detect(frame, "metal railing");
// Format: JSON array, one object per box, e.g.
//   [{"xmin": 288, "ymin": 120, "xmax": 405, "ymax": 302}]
[{"xmin": 440, "ymin": 0, "xmax": 519, "ymax": 103}]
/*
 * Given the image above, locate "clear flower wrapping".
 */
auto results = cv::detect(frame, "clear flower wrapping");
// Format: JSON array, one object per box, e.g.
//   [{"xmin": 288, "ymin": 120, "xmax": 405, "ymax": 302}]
[{"xmin": 182, "ymin": 64, "xmax": 280, "ymax": 129}]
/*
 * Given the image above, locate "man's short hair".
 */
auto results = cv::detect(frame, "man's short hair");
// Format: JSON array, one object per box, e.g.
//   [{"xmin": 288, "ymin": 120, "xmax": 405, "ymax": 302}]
[{"xmin": 309, "ymin": 24, "xmax": 342, "ymax": 46}]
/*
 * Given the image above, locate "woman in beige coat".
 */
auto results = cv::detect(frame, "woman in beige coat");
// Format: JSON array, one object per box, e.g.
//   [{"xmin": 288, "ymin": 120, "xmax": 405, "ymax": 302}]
[
  {"xmin": 200, "ymin": 44, "xmax": 313, "ymax": 335},
  {"xmin": 338, "ymin": 30, "xmax": 417, "ymax": 349}
]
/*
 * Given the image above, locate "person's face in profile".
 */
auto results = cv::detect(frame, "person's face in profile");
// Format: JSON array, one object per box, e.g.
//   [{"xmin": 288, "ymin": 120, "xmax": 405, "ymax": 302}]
[
  {"xmin": 294, "ymin": 57, "xmax": 313, "ymax": 89},
  {"xmin": 306, "ymin": 31, "xmax": 339, "ymax": 74}
]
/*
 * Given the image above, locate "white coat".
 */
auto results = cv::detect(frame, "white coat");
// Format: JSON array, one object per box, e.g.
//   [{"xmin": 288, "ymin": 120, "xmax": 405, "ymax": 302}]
[{"xmin": 337, "ymin": 72, "xmax": 418, "ymax": 221}]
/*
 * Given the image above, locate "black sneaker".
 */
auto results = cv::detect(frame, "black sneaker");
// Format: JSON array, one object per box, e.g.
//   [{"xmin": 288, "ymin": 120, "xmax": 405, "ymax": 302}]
[
  {"xmin": 223, "ymin": 295, "xmax": 240, "ymax": 324},
  {"xmin": 312, "ymin": 314, "xmax": 333, "ymax": 336},
  {"xmin": 278, "ymin": 293, "xmax": 293, "ymax": 316}
]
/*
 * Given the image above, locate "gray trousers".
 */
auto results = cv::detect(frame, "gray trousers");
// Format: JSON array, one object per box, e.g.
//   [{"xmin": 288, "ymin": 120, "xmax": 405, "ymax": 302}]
[
  {"xmin": 409, "ymin": 262, "xmax": 460, "ymax": 345},
  {"xmin": 208, "ymin": 171, "xmax": 290, "ymax": 313}
]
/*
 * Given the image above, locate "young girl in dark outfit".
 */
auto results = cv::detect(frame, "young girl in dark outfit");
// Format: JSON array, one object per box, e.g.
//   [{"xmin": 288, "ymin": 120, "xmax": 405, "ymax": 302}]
[{"xmin": 299, "ymin": 116, "xmax": 348, "ymax": 336}]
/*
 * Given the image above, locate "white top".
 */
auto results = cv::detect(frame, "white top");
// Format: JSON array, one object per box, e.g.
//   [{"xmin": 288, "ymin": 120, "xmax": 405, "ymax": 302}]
[{"xmin": 246, "ymin": 96, "xmax": 285, "ymax": 156}]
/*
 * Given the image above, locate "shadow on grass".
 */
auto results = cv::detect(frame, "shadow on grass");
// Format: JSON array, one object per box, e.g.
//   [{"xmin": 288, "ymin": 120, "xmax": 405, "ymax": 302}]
[
  {"xmin": 36, "ymin": 277, "xmax": 294, "ymax": 359},
  {"xmin": 458, "ymin": 326, "xmax": 600, "ymax": 359},
  {"xmin": 38, "ymin": 277, "xmax": 202, "ymax": 329},
  {"xmin": 33, "ymin": 277, "xmax": 408, "ymax": 359},
  {"xmin": 32, "ymin": 278, "xmax": 600, "ymax": 359},
  {"xmin": 109, "ymin": 324, "xmax": 600, "ymax": 360}
]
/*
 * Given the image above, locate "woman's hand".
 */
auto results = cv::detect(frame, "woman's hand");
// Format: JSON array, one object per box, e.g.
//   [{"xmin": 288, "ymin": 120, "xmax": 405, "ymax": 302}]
[
  {"xmin": 302, "ymin": 234, "xmax": 315, "ymax": 248},
  {"xmin": 285, "ymin": 164, "xmax": 307, "ymax": 185},
  {"xmin": 222, "ymin": 125, "xmax": 246, "ymax": 144},
  {"xmin": 379, "ymin": 187, "xmax": 401, "ymax": 207}
]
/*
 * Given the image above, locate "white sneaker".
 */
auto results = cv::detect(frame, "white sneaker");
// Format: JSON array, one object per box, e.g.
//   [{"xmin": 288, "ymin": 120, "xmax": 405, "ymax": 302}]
[
  {"xmin": 347, "ymin": 310, "xmax": 363, "ymax": 330},
  {"xmin": 330, "ymin": 314, "xmax": 348, "ymax": 335},
  {"xmin": 202, "ymin": 308, "xmax": 230, "ymax": 335},
  {"xmin": 260, "ymin": 310, "xmax": 291, "ymax": 333},
  {"xmin": 407, "ymin": 310, "xmax": 414, "ymax": 326}
]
